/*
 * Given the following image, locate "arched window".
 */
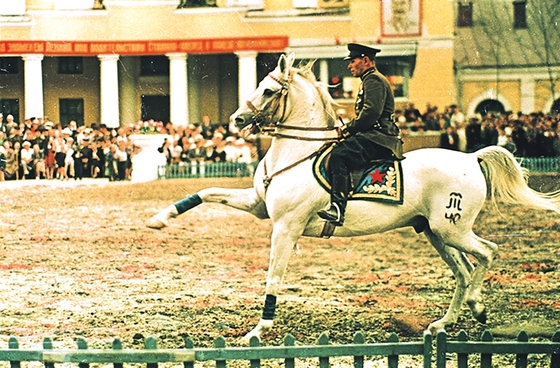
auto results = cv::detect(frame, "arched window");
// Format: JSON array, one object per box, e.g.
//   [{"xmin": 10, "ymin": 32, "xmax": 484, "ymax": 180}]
[{"xmin": 475, "ymin": 99, "xmax": 505, "ymax": 115}]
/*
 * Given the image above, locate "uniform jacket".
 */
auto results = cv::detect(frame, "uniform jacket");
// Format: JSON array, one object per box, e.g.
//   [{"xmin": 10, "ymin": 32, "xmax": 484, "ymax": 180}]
[{"xmin": 345, "ymin": 67, "xmax": 404, "ymax": 159}]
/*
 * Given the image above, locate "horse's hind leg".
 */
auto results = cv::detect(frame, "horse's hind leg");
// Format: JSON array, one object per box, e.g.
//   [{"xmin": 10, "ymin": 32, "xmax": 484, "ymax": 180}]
[
  {"xmin": 147, "ymin": 187, "xmax": 264, "ymax": 229},
  {"xmin": 425, "ymin": 227, "xmax": 497, "ymax": 332},
  {"xmin": 423, "ymin": 227, "xmax": 473, "ymax": 333}
]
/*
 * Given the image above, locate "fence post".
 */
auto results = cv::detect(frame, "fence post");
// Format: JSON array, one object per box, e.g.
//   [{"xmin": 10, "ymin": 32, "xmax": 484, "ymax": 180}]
[
  {"xmin": 515, "ymin": 330, "xmax": 529, "ymax": 368},
  {"xmin": 214, "ymin": 336, "xmax": 226, "ymax": 368},
  {"xmin": 435, "ymin": 329, "xmax": 447, "ymax": 368},
  {"xmin": 353, "ymin": 331, "xmax": 365, "ymax": 368},
  {"xmin": 422, "ymin": 330, "xmax": 432, "ymax": 368},
  {"xmin": 552, "ymin": 331, "xmax": 560, "ymax": 368},
  {"xmin": 183, "ymin": 337, "xmax": 194, "ymax": 368},
  {"xmin": 43, "ymin": 337, "xmax": 54, "ymax": 368},
  {"xmin": 145, "ymin": 336, "xmax": 158, "ymax": 368},
  {"xmin": 8, "ymin": 337, "xmax": 20, "ymax": 368},
  {"xmin": 283, "ymin": 334, "xmax": 296, "ymax": 368},
  {"xmin": 457, "ymin": 330, "xmax": 469, "ymax": 368},
  {"xmin": 77, "ymin": 337, "xmax": 89, "ymax": 368},
  {"xmin": 480, "ymin": 330, "xmax": 493, "ymax": 368},
  {"xmin": 387, "ymin": 332, "xmax": 399, "ymax": 368},
  {"xmin": 249, "ymin": 336, "xmax": 261, "ymax": 368},
  {"xmin": 112, "ymin": 338, "xmax": 123, "ymax": 368},
  {"xmin": 317, "ymin": 332, "xmax": 330, "ymax": 368}
]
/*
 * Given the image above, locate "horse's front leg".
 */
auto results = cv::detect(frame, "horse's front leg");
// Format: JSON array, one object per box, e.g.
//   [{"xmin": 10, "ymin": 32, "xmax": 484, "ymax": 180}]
[
  {"xmin": 241, "ymin": 223, "xmax": 301, "ymax": 344},
  {"xmin": 147, "ymin": 187, "xmax": 265, "ymax": 229}
]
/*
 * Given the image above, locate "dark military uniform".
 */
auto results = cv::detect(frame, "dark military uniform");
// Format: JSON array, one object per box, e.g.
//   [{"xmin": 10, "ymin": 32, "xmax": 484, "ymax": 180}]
[{"xmin": 318, "ymin": 43, "xmax": 403, "ymax": 226}]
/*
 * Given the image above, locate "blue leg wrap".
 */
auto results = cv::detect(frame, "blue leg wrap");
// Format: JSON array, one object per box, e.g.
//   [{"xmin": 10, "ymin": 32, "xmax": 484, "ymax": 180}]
[
  {"xmin": 262, "ymin": 294, "xmax": 277, "ymax": 320},
  {"xmin": 174, "ymin": 194, "xmax": 202, "ymax": 214}
]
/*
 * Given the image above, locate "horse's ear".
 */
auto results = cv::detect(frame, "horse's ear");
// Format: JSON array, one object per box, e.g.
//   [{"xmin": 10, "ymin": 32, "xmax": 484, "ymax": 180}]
[{"xmin": 278, "ymin": 54, "xmax": 287, "ymax": 72}]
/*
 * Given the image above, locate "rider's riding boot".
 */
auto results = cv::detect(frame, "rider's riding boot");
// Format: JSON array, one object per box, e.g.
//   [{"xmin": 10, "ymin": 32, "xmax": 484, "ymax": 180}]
[
  {"xmin": 146, "ymin": 204, "xmax": 179, "ymax": 229},
  {"xmin": 317, "ymin": 174, "xmax": 348, "ymax": 226}
]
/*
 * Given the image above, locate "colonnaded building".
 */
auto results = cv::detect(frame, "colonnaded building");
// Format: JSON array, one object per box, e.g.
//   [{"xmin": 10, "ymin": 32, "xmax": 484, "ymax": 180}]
[{"xmin": 0, "ymin": 0, "xmax": 559, "ymax": 128}]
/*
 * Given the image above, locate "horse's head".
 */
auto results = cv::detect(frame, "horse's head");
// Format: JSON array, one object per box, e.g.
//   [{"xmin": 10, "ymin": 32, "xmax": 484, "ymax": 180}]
[{"xmin": 230, "ymin": 53, "xmax": 336, "ymax": 135}]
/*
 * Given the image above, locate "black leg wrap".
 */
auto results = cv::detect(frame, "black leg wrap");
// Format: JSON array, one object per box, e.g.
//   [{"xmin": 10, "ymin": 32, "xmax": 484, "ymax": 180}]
[
  {"xmin": 262, "ymin": 294, "xmax": 277, "ymax": 320},
  {"xmin": 175, "ymin": 194, "xmax": 202, "ymax": 214}
]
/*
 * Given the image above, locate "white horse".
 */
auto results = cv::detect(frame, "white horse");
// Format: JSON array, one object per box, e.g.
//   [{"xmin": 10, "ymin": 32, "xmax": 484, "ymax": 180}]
[{"xmin": 148, "ymin": 53, "xmax": 560, "ymax": 343}]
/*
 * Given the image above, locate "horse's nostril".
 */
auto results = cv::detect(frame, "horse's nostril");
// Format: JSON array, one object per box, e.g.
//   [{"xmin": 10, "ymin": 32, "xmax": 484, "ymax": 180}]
[{"xmin": 235, "ymin": 117, "xmax": 245, "ymax": 126}]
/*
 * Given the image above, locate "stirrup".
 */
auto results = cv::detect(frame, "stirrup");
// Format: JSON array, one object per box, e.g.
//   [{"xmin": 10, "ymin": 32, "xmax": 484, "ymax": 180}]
[{"xmin": 317, "ymin": 202, "xmax": 344, "ymax": 226}]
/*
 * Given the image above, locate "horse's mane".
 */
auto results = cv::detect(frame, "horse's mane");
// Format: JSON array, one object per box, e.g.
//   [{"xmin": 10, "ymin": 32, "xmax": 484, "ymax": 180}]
[{"xmin": 293, "ymin": 60, "xmax": 338, "ymax": 128}]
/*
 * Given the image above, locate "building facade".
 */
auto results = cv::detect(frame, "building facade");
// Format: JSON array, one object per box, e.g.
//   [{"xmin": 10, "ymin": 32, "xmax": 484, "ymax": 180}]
[{"xmin": 9, "ymin": 0, "xmax": 559, "ymax": 129}]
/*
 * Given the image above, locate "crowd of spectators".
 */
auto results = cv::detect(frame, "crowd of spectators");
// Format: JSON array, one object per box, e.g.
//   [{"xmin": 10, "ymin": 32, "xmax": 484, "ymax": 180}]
[
  {"xmin": 0, "ymin": 114, "xmax": 260, "ymax": 182},
  {"xmin": 153, "ymin": 115, "xmax": 259, "ymax": 174},
  {"xmin": 395, "ymin": 103, "xmax": 560, "ymax": 157},
  {"xmin": 1, "ymin": 105, "xmax": 558, "ymax": 181},
  {"xmin": 0, "ymin": 114, "xmax": 136, "ymax": 182}
]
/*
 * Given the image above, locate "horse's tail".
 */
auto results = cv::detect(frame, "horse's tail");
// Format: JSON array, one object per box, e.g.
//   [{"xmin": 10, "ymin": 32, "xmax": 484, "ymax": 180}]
[{"xmin": 476, "ymin": 145, "xmax": 560, "ymax": 214}]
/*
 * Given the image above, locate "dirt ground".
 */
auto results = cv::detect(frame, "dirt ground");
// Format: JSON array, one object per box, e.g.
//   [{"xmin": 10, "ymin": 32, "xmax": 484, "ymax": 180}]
[{"xmin": 0, "ymin": 177, "xmax": 559, "ymax": 360}]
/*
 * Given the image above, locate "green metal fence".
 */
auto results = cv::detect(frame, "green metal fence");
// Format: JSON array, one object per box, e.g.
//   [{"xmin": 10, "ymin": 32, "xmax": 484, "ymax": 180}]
[
  {"xmin": 1, "ymin": 330, "xmax": 559, "ymax": 368},
  {"xmin": 516, "ymin": 157, "xmax": 560, "ymax": 173},
  {"xmin": 156, "ymin": 157, "xmax": 560, "ymax": 180},
  {"xmin": 157, "ymin": 162, "xmax": 258, "ymax": 179}
]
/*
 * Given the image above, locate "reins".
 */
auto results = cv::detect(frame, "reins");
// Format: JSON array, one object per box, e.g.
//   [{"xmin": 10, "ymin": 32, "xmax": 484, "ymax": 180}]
[{"xmin": 245, "ymin": 70, "xmax": 340, "ymax": 188}]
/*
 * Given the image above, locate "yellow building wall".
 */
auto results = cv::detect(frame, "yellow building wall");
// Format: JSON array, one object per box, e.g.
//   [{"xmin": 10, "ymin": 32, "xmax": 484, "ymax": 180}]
[
  {"xmin": 408, "ymin": 46, "xmax": 454, "ymax": 112},
  {"xmin": 42, "ymin": 56, "xmax": 101, "ymax": 125},
  {"xmin": 462, "ymin": 80, "xmax": 521, "ymax": 114},
  {"xmin": 534, "ymin": 79, "xmax": 556, "ymax": 112}
]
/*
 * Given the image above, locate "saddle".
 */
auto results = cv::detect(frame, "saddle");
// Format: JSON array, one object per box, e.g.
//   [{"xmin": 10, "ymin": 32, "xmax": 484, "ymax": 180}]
[{"xmin": 313, "ymin": 144, "xmax": 404, "ymax": 205}]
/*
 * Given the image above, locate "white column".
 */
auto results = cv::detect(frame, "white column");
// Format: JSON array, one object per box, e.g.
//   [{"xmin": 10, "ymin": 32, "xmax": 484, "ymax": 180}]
[
  {"xmin": 167, "ymin": 52, "xmax": 188, "ymax": 127},
  {"xmin": 22, "ymin": 54, "xmax": 44, "ymax": 120},
  {"xmin": 235, "ymin": 51, "xmax": 258, "ymax": 105},
  {"xmin": 98, "ymin": 54, "xmax": 120, "ymax": 128},
  {"xmin": 319, "ymin": 59, "xmax": 329, "ymax": 84},
  {"xmin": 520, "ymin": 77, "xmax": 535, "ymax": 114}
]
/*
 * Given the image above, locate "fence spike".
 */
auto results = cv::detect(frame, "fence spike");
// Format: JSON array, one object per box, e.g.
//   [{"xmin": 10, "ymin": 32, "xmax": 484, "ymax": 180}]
[
  {"xmin": 43, "ymin": 337, "xmax": 53, "ymax": 350},
  {"xmin": 214, "ymin": 336, "xmax": 226, "ymax": 348},
  {"xmin": 184, "ymin": 336, "xmax": 194, "ymax": 349},
  {"xmin": 353, "ymin": 331, "xmax": 365, "ymax": 344},
  {"xmin": 552, "ymin": 330, "xmax": 560, "ymax": 342},
  {"xmin": 317, "ymin": 332, "xmax": 329, "ymax": 345},
  {"xmin": 481, "ymin": 330, "xmax": 493, "ymax": 341},
  {"xmin": 112, "ymin": 338, "xmax": 123, "ymax": 350},
  {"xmin": 145, "ymin": 336, "xmax": 158, "ymax": 349},
  {"xmin": 458, "ymin": 330, "xmax": 469, "ymax": 341},
  {"xmin": 77, "ymin": 337, "xmax": 88, "ymax": 349},
  {"xmin": 8, "ymin": 337, "xmax": 19, "ymax": 349},
  {"xmin": 387, "ymin": 332, "xmax": 399, "ymax": 343},
  {"xmin": 283, "ymin": 334, "xmax": 296, "ymax": 346},
  {"xmin": 517, "ymin": 330, "xmax": 529, "ymax": 342},
  {"xmin": 249, "ymin": 336, "xmax": 260, "ymax": 347}
]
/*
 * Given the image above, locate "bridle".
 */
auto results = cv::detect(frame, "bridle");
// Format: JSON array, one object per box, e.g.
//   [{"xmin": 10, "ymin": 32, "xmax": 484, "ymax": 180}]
[
  {"xmin": 245, "ymin": 71, "xmax": 340, "ymax": 142},
  {"xmin": 244, "ymin": 70, "xmax": 341, "ymax": 188}
]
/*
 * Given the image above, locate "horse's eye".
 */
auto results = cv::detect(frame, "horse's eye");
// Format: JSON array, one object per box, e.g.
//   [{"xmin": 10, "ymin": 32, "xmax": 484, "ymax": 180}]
[{"xmin": 263, "ymin": 89, "xmax": 275, "ymax": 97}]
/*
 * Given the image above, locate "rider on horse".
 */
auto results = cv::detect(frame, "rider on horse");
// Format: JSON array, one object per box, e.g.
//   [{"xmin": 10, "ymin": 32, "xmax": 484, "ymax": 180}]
[{"xmin": 317, "ymin": 43, "xmax": 404, "ymax": 226}]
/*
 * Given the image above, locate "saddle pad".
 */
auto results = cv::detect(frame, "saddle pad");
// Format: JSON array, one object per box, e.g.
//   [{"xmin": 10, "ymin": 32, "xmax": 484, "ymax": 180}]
[{"xmin": 313, "ymin": 144, "xmax": 404, "ymax": 205}]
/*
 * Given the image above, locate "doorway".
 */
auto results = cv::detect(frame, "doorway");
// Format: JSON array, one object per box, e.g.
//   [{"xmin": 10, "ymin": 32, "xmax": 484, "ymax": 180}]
[{"xmin": 141, "ymin": 95, "xmax": 170, "ymax": 123}]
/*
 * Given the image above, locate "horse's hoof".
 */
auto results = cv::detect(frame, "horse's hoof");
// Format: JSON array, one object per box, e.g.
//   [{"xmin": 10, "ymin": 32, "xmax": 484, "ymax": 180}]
[
  {"xmin": 146, "ymin": 218, "xmax": 166, "ymax": 230},
  {"xmin": 474, "ymin": 308, "xmax": 487, "ymax": 324}
]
